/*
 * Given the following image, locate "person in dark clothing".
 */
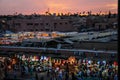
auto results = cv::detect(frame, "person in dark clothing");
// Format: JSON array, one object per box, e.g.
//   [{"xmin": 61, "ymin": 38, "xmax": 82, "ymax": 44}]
[
  {"xmin": 47, "ymin": 70, "xmax": 50, "ymax": 77},
  {"xmin": 99, "ymin": 70, "xmax": 103, "ymax": 80},
  {"xmin": 21, "ymin": 65, "xmax": 25, "ymax": 76},
  {"xmin": 65, "ymin": 72, "xmax": 69, "ymax": 80},
  {"xmin": 4, "ymin": 69, "xmax": 8, "ymax": 80},
  {"xmin": 71, "ymin": 72, "xmax": 76, "ymax": 80},
  {"xmin": 35, "ymin": 72, "xmax": 38, "ymax": 80},
  {"xmin": 40, "ymin": 76, "xmax": 44, "ymax": 80}
]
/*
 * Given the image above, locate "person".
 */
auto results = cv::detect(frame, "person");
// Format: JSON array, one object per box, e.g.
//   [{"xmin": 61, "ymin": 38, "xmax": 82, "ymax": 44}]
[
  {"xmin": 71, "ymin": 72, "xmax": 76, "ymax": 80},
  {"xmin": 47, "ymin": 70, "xmax": 50, "ymax": 77},
  {"xmin": 114, "ymin": 74, "xmax": 118, "ymax": 80},
  {"xmin": 25, "ymin": 66, "xmax": 29, "ymax": 74},
  {"xmin": 65, "ymin": 72, "xmax": 69, "ymax": 80},
  {"xmin": 0, "ymin": 68, "xmax": 5, "ymax": 80},
  {"xmin": 30, "ymin": 65, "xmax": 34, "ymax": 75},
  {"xmin": 13, "ymin": 70, "xmax": 17, "ymax": 79},
  {"xmin": 4, "ymin": 66, "xmax": 8, "ymax": 79},
  {"xmin": 35, "ymin": 72, "xmax": 38, "ymax": 80},
  {"xmin": 21, "ymin": 65, "xmax": 25, "ymax": 76},
  {"xmin": 40, "ymin": 76, "xmax": 44, "ymax": 80},
  {"xmin": 58, "ymin": 70, "xmax": 63, "ymax": 80}
]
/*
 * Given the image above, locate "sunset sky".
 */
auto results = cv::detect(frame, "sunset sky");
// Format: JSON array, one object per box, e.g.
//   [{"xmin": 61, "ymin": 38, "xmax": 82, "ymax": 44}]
[{"xmin": 0, "ymin": 0, "xmax": 118, "ymax": 15}]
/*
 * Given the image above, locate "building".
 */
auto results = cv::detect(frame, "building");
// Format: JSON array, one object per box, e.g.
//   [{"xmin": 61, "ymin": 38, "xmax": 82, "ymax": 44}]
[
  {"xmin": 0, "ymin": 13, "xmax": 118, "ymax": 32},
  {"xmin": 94, "ymin": 23, "xmax": 108, "ymax": 30},
  {"xmin": 7, "ymin": 15, "xmax": 76, "ymax": 32}
]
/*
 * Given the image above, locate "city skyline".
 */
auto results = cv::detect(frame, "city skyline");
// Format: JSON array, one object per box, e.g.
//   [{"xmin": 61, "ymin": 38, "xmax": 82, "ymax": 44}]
[{"xmin": 0, "ymin": 0, "xmax": 118, "ymax": 15}]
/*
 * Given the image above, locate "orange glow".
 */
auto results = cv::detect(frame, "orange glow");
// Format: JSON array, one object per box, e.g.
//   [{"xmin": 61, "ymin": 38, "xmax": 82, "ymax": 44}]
[
  {"xmin": 51, "ymin": 33, "xmax": 58, "ymax": 38},
  {"xmin": 12, "ymin": 59, "xmax": 16, "ymax": 64},
  {"xmin": 41, "ymin": 33, "xmax": 49, "ymax": 37},
  {"xmin": 0, "ymin": 0, "xmax": 118, "ymax": 15},
  {"xmin": 68, "ymin": 56, "xmax": 76, "ymax": 64},
  {"xmin": 47, "ymin": 1, "xmax": 69, "ymax": 13},
  {"xmin": 106, "ymin": 3, "xmax": 117, "ymax": 9}
]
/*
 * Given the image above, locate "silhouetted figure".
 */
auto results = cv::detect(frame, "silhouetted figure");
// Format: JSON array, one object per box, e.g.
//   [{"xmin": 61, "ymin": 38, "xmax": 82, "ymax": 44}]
[
  {"xmin": 71, "ymin": 72, "xmax": 76, "ymax": 80},
  {"xmin": 47, "ymin": 70, "xmax": 50, "ymax": 77},
  {"xmin": 35, "ymin": 73, "xmax": 38, "ymax": 80},
  {"xmin": 40, "ymin": 76, "xmax": 44, "ymax": 80},
  {"xmin": 4, "ymin": 69, "xmax": 8, "ymax": 80},
  {"xmin": 21, "ymin": 65, "xmax": 25, "ymax": 76},
  {"xmin": 65, "ymin": 72, "xmax": 69, "ymax": 80},
  {"xmin": 65, "ymin": 62, "xmax": 69, "ymax": 73},
  {"xmin": 4, "ymin": 65, "xmax": 8, "ymax": 79},
  {"xmin": 13, "ymin": 71, "xmax": 17, "ymax": 79}
]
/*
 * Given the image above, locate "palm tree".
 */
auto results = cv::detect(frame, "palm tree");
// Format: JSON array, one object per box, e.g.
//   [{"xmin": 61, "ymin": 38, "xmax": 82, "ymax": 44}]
[
  {"xmin": 61, "ymin": 13, "xmax": 63, "ymax": 16},
  {"xmin": 83, "ymin": 11, "xmax": 85, "ymax": 14},
  {"xmin": 79, "ymin": 12, "xmax": 81, "ymax": 15},
  {"xmin": 57, "ymin": 13, "xmax": 60, "ymax": 16},
  {"xmin": 87, "ymin": 11, "xmax": 90, "ymax": 15}
]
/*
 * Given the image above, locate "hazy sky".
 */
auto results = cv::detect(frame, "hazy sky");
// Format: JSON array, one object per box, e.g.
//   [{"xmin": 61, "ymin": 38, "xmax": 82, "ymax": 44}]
[{"xmin": 0, "ymin": 0, "xmax": 118, "ymax": 15}]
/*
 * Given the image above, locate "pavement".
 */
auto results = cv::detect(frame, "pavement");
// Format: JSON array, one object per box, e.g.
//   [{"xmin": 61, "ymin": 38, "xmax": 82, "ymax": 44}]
[
  {"xmin": 6, "ymin": 70, "xmax": 52, "ymax": 80},
  {"xmin": 6, "ymin": 70, "xmax": 101, "ymax": 80}
]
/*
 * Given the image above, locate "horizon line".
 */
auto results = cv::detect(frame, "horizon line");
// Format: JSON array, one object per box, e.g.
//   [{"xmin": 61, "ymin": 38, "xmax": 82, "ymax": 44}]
[{"xmin": 0, "ymin": 11, "xmax": 118, "ymax": 16}]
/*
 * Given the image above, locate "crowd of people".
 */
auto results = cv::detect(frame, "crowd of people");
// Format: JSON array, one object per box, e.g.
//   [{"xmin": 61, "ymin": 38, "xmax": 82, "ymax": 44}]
[
  {"xmin": 44, "ymin": 59, "xmax": 118, "ymax": 80},
  {"xmin": 0, "ymin": 56, "xmax": 118, "ymax": 80}
]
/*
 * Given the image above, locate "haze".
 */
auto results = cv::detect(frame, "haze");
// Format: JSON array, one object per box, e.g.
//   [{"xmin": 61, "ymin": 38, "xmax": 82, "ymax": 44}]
[{"xmin": 0, "ymin": 0, "xmax": 117, "ymax": 15}]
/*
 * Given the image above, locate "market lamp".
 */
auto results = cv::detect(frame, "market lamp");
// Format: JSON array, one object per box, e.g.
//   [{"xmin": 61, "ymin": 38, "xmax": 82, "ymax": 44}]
[{"xmin": 68, "ymin": 56, "xmax": 76, "ymax": 64}]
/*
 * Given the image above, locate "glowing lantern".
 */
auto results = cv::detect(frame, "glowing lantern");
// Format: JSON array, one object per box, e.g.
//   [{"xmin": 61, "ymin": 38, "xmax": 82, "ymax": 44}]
[
  {"xmin": 52, "ymin": 32, "xmax": 58, "ymax": 38},
  {"xmin": 41, "ymin": 33, "xmax": 49, "ymax": 37},
  {"xmin": 68, "ymin": 56, "xmax": 76, "ymax": 64}
]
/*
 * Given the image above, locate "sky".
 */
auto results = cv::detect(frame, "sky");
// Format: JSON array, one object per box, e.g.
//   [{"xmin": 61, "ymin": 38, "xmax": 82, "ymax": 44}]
[{"xmin": 0, "ymin": 0, "xmax": 118, "ymax": 15}]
